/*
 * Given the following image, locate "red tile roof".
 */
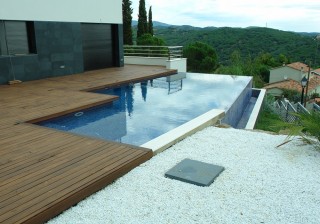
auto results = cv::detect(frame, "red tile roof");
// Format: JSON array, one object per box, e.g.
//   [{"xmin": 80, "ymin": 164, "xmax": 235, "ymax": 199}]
[
  {"xmin": 264, "ymin": 76, "xmax": 320, "ymax": 93},
  {"xmin": 312, "ymin": 68, "xmax": 320, "ymax": 75},
  {"xmin": 286, "ymin": 62, "xmax": 311, "ymax": 72}
]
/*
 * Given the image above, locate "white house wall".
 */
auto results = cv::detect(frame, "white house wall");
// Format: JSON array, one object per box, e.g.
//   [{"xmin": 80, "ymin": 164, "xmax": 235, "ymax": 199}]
[
  {"xmin": 0, "ymin": 0, "xmax": 122, "ymax": 24},
  {"xmin": 269, "ymin": 66, "xmax": 306, "ymax": 83}
]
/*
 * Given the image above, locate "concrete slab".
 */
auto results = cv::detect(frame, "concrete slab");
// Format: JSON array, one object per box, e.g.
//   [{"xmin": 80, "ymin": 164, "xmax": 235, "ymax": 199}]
[{"xmin": 165, "ymin": 159, "xmax": 224, "ymax": 187}]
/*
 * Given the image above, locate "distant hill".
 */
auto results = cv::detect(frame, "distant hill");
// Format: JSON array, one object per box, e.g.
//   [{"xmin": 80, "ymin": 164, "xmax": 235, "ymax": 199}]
[
  {"xmin": 132, "ymin": 20, "xmax": 171, "ymax": 27},
  {"xmin": 131, "ymin": 21, "xmax": 319, "ymax": 66},
  {"xmin": 153, "ymin": 26, "xmax": 320, "ymax": 65}
]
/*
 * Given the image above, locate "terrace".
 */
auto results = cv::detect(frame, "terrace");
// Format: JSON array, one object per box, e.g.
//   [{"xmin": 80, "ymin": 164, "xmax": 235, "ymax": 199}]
[{"xmin": 0, "ymin": 65, "xmax": 177, "ymax": 224}]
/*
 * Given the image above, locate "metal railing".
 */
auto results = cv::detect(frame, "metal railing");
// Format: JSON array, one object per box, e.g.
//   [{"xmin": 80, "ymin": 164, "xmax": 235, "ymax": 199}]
[
  {"xmin": 271, "ymin": 99, "xmax": 316, "ymax": 123},
  {"xmin": 313, "ymin": 103, "xmax": 320, "ymax": 112},
  {"xmin": 296, "ymin": 102, "xmax": 310, "ymax": 115},
  {"xmin": 124, "ymin": 45, "xmax": 183, "ymax": 60}
]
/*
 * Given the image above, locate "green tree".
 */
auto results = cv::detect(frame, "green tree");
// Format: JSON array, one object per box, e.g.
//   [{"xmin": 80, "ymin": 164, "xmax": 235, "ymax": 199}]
[
  {"xmin": 122, "ymin": 0, "xmax": 133, "ymax": 45},
  {"xmin": 215, "ymin": 50, "xmax": 268, "ymax": 88},
  {"xmin": 148, "ymin": 6, "xmax": 153, "ymax": 36},
  {"xmin": 137, "ymin": 33, "xmax": 165, "ymax": 46},
  {"xmin": 137, "ymin": 0, "xmax": 148, "ymax": 39},
  {"xmin": 278, "ymin": 53, "xmax": 289, "ymax": 65},
  {"xmin": 183, "ymin": 42, "xmax": 218, "ymax": 73}
]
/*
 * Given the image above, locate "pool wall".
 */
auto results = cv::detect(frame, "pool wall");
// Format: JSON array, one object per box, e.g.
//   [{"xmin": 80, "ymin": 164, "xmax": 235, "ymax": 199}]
[
  {"xmin": 142, "ymin": 109, "xmax": 225, "ymax": 154},
  {"xmin": 222, "ymin": 78, "xmax": 253, "ymax": 127}
]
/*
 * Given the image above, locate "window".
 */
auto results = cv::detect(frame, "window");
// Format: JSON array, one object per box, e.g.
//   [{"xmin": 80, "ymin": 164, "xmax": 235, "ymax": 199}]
[{"xmin": 0, "ymin": 21, "xmax": 36, "ymax": 55}]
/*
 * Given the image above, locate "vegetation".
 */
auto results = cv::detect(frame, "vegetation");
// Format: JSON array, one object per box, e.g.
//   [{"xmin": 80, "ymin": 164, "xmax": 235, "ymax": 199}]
[
  {"xmin": 255, "ymin": 110, "xmax": 284, "ymax": 133},
  {"xmin": 278, "ymin": 112, "xmax": 320, "ymax": 150},
  {"xmin": 136, "ymin": 34, "xmax": 165, "ymax": 46},
  {"xmin": 183, "ymin": 42, "xmax": 218, "ymax": 73},
  {"xmin": 256, "ymin": 94, "xmax": 320, "ymax": 150},
  {"xmin": 155, "ymin": 26, "xmax": 319, "ymax": 67},
  {"xmin": 137, "ymin": 0, "xmax": 148, "ymax": 39},
  {"xmin": 122, "ymin": 0, "xmax": 133, "ymax": 45},
  {"xmin": 148, "ymin": 6, "xmax": 153, "ymax": 36},
  {"xmin": 281, "ymin": 89, "xmax": 301, "ymax": 103},
  {"xmin": 255, "ymin": 94, "xmax": 284, "ymax": 132}
]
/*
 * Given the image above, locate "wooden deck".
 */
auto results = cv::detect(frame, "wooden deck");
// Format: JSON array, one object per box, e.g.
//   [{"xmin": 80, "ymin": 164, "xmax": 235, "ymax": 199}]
[{"xmin": 0, "ymin": 65, "xmax": 177, "ymax": 224}]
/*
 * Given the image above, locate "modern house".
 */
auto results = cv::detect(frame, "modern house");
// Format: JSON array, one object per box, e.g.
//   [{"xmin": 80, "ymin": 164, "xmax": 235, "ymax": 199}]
[
  {"xmin": 0, "ymin": 0, "xmax": 124, "ymax": 85},
  {"xmin": 269, "ymin": 62, "xmax": 310, "ymax": 83}
]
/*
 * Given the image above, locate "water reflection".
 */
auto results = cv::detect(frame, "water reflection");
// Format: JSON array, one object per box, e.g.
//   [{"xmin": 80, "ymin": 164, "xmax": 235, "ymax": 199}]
[
  {"xmin": 38, "ymin": 73, "xmax": 252, "ymax": 146},
  {"xmin": 125, "ymin": 85, "xmax": 134, "ymax": 116},
  {"xmin": 141, "ymin": 81, "xmax": 148, "ymax": 101},
  {"xmin": 151, "ymin": 72, "xmax": 186, "ymax": 94}
]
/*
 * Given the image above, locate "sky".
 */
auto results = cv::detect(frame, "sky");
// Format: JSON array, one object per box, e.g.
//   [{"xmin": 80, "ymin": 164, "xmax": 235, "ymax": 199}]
[{"xmin": 131, "ymin": 0, "xmax": 320, "ymax": 33}]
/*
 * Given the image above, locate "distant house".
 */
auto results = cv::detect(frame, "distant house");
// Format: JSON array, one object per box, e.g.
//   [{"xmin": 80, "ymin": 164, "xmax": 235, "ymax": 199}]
[
  {"xmin": 264, "ymin": 76, "xmax": 320, "ymax": 97},
  {"xmin": 269, "ymin": 62, "xmax": 310, "ymax": 83},
  {"xmin": 0, "ymin": 0, "xmax": 124, "ymax": 85},
  {"xmin": 311, "ymin": 68, "xmax": 320, "ymax": 76}
]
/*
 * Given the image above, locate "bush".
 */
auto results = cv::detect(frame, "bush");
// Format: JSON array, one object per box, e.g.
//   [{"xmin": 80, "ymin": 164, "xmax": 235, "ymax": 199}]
[
  {"xmin": 183, "ymin": 42, "xmax": 218, "ymax": 73},
  {"xmin": 281, "ymin": 88, "xmax": 301, "ymax": 103},
  {"xmin": 137, "ymin": 34, "xmax": 165, "ymax": 46},
  {"xmin": 275, "ymin": 112, "xmax": 320, "ymax": 150}
]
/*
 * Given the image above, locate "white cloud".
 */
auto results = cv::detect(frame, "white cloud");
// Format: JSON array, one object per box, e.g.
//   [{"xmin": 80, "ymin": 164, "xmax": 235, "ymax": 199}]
[{"xmin": 131, "ymin": 0, "xmax": 320, "ymax": 32}]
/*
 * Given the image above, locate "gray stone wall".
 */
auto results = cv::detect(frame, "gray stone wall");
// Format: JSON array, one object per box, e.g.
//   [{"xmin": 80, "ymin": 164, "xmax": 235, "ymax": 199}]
[{"xmin": 0, "ymin": 21, "xmax": 122, "ymax": 84}]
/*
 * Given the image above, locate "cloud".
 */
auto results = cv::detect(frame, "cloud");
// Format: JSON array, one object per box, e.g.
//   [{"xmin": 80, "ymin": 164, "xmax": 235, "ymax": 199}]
[{"xmin": 131, "ymin": 0, "xmax": 320, "ymax": 32}]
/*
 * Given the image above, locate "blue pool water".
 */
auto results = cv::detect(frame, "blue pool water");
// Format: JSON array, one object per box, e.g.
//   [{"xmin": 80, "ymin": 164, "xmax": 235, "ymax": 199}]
[{"xmin": 37, "ymin": 73, "xmax": 252, "ymax": 146}]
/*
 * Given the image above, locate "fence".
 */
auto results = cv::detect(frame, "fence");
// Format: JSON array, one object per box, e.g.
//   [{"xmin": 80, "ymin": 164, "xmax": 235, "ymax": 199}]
[
  {"xmin": 124, "ymin": 45, "xmax": 183, "ymax": 60},
  {"xmin": 272, "ymin": 100, "xmax": 310, "ymax": 123},
  {"xmin": 296, "ymin": 102, "xmax": 310, "ymax": 115},
  {"xmin": 313, "ymin": 103, "xmax": 320, "ymax": 112}
]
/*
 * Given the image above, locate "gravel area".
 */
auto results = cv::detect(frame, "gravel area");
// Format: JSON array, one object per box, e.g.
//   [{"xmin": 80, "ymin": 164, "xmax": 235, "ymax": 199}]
[{"xmin": 48, "ymin": 127, "xmax": 320, "ymax": 224}]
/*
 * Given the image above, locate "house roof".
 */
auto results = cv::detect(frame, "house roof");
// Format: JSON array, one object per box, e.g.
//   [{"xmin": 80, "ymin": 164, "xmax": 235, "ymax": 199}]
[
  {"xmin": 264, "ymin": 76, "xmax": 320, "ymax": 93},
  {"xmin": 264, "ymin": 79, "xmax": 303, "ymax": 92},
  {"xmin": 312, "ymin": 68, "xmax": 320, "ymax": 75},
  {"xmin": 286, "ymin": 62, "xmax": 310, "ymax": 72},
  {"xmin": 270, "ymin": 62, "xmax": 311, "ymax": 72}
]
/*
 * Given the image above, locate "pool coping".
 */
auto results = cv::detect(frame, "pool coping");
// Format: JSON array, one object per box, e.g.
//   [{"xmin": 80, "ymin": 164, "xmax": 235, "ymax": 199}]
[
  {"xmin": 245, "ymin": 88, "xmax": 266, "ymax": 129},
  {"xmin": 141, "ymin": 109, "xmax": 225, "ymax": 155}
]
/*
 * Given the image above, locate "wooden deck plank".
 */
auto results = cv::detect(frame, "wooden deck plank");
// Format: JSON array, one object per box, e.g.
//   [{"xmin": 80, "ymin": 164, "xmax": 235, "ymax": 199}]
[
  {"xmin": 0, "ymin": 65, "xmax": 174, "ymax": 224},
  {"xmin": 1, "ymin": 145, "xmax": 134, "ymax": 211}
]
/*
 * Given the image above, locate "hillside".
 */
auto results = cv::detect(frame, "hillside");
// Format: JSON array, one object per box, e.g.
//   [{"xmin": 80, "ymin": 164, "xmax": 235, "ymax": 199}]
[{"xmin": 150, "ymin": 26, "xmax": 319, "ymax": 66}]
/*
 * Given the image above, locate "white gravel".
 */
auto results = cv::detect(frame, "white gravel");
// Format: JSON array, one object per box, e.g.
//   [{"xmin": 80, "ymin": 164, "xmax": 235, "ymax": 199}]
[{"xmin": 48, "ymin": 127, "xmax": 320, "ymax": 224}]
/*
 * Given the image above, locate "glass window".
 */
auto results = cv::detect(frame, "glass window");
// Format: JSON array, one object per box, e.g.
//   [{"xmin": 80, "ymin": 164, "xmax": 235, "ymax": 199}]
[{"xmin": 0, "ymin": 21, "xmax": 35, "ymax": 55}]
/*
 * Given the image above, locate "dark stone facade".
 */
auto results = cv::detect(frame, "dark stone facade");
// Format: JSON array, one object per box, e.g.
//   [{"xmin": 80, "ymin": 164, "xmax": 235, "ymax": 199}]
[{"xmin": 0, "ymin": 21, "xmax": 123, "ymax": 84}]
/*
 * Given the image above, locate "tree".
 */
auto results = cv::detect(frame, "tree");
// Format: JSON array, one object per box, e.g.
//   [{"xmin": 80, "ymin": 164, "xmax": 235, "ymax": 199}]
[
  {"xmin": 137, "ymin": 0, "xmax": 148, "ymax": 39},
  {"xmin": 122, "ymin": 0, "xmax": 133, "ymax": 45},
  {"xmin": 148, "ymin": 6, "xmax": 153, "ymax": 36},
  {"xmin": 183, "ymin": 42, "xmax": 218, "ymax": 73},
  {"xmin": 137, "ymin": 34, "xmax": 165, "ymax": 46}
]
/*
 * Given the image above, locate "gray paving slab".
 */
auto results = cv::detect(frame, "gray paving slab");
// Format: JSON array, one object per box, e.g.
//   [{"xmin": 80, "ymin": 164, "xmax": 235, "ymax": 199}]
[{"xmin": 165, "ymin": 158, "xmax": 224, "ymax": 186}]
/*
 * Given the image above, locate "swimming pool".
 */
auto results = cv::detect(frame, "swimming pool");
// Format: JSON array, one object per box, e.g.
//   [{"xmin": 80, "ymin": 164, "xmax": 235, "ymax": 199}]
[{"xmin": 37, "ymin": 73, "xmax": 252, "ymax": 146}]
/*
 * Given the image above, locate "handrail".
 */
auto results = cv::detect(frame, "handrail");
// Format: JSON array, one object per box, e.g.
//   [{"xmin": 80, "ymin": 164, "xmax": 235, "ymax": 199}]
[
  {"xmin": 124, "ymin": 45, "xmax": 183, "ymax": 60},
  {"xmin": 313, "ymin": 103, "xmax": 320, "ymax": 112},
  {"xmin": 297, "ymin": 102, "xmax": 310, "ymax": 115}
]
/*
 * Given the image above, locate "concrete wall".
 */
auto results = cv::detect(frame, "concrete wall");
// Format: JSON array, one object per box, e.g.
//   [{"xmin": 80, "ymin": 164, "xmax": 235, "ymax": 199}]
[
  {"xmin": 222, "ymin": 78, "xmax": 253, "ymax": 127},
  {"xmin": 125, "ymin": 56, "xmax": 166, "ymax": 66},
  {"xmin": 245, "ymin": 89, "xmax": 266, "ymax": 129},
  {"xmin": 269, "ymin": 66, "xmax": 306, "ymax": 83},
  {"xmin": 124, "ymin": 56, "xmax": 187, "ymax": 72},
  {"xmin": 166, "ymin": 58, "xmax": 187, "ymax": 73},
  {"xmin": 0, "ymin": 0, "xmax": 122, "ymax": 24}
]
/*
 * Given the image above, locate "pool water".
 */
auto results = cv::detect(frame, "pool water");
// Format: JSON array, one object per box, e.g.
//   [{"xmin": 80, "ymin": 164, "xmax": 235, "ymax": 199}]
[{"xmin": 37, "ymin": 73, "xmax": 252, "ymax": 146}]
